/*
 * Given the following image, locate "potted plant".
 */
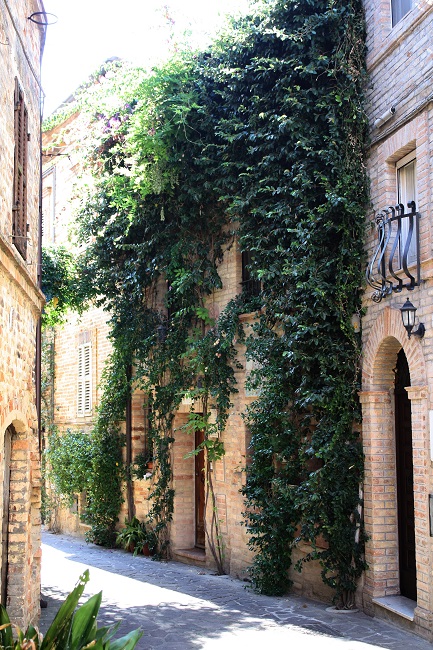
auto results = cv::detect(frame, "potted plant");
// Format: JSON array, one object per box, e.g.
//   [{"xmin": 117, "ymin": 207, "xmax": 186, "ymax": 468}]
[
  {"xmin": 131, "ymin": 451, "xmax": 154, "ymax": 479},
  {"xmin": 116, "ymin": 516, "xmax": 156, "ymax": 556}
]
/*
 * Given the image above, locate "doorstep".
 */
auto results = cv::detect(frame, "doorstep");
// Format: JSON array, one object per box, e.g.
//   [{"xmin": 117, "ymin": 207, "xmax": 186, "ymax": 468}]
[
  {"xmin": 173, "ymin": 547, "xmax": 206, "ymax": 566},
  {"xmin": 372, "ymin": 595, "xmax": 416, "ymax": 621}
]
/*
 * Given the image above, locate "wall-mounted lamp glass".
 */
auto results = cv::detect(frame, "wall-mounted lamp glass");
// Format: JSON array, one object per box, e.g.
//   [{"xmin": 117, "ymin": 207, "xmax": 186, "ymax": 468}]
[{"xmin": 400, "ymin": 299, "xmax": 425, "ymax": 339}]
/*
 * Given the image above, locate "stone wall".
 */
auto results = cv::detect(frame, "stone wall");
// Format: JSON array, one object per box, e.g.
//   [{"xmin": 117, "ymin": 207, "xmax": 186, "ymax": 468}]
[{"xmin": 0, "ymin": 0, "xmax": 45, "ymax": 628}]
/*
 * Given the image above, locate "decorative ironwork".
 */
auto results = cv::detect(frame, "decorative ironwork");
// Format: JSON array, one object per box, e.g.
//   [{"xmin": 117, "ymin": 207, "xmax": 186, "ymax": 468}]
[{"xmin": 366, "ymin": 201, "xmax": 420, "ymax": 303}]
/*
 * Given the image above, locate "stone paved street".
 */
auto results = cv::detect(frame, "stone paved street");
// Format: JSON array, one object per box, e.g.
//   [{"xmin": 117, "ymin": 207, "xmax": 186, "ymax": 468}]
[{"xmin": 40, "ymin": 531, "xmax": 432, "ymax": 649}]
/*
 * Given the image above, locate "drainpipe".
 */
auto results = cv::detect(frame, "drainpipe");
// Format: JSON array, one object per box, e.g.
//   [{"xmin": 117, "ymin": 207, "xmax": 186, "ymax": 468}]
[
  {"xmin": 36, "ymin": 102, "xmax": 43, "ymax": 455},
  {"xmin": 125, "ymin": 364, "xmax": 134, "ymax": 520},
  {"xmin": 36, "ymin": 10, "xmax": 48, "ymax": 455}
]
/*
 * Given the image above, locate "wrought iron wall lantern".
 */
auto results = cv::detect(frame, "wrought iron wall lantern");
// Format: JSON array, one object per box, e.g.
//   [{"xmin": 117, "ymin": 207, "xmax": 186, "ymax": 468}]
[
  {"xmin": 400, "ymin": 299, "xmax": 425, "ymax": 340},
  {"xmin": 366, "ymin": 201, "xmax": 420, "ymax": 303}
]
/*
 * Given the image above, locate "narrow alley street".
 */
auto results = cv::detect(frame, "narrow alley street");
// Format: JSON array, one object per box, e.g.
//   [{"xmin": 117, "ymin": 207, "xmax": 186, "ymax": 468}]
[{"xmin": 40, "ymin": 531, "xmax": 431, "ymax": 650}]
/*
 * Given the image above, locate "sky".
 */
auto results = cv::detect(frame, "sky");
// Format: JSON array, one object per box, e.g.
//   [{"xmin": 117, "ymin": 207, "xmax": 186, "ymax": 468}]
[{"xmin": 40, "ymin": 0, "xmax": 251, "ymax": 117}]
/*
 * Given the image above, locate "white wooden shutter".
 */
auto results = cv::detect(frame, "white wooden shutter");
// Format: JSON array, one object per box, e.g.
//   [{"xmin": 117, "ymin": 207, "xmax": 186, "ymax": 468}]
[{"xmin": 77, "ymin": 343, "xmax": 92, "ymax": 415}]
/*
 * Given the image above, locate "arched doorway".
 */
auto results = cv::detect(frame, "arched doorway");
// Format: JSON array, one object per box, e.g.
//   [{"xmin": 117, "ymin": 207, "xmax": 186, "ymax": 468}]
[
  {"xmin": 360, "ymin": 306, "xmax": 430, "ymax": 617},
  {"xmin": 1, "ymin": 425, "xmax": 13, "ymax": 606},
  {"xmin": 195, "ymin": 429, "xmax": 205, "ymax": 548},
  {"xmin": 394, "ymin": 349, "xmax": 416, "ymax": 600}
]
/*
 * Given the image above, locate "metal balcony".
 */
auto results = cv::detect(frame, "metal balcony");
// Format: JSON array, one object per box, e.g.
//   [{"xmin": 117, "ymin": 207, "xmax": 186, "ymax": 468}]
[{"xmin": 366, "ymin": 201, "xmax": 420, "ymax": 303}]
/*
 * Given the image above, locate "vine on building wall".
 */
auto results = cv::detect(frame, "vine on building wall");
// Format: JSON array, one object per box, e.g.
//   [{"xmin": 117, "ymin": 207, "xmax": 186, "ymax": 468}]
[
  {"xmin": 69, "ymin": 0, "xmax": 368, "ymax": 603},
  {"xmin": 41, "ymin": 246, "xmax": 83, "ymax": 327},
  {"xmin": 216, "ymin": 0, "xmax": 369, "ymax": 603},
  {"xmin": 73, "ymin": 53, "xmax": 247, "ymax": 556}
]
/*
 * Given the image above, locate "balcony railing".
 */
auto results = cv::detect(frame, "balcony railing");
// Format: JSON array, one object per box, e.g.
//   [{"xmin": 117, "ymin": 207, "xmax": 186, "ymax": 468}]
[{"xmin": 366, "ymin": 201, "xmax": 420, "ymax": 303}]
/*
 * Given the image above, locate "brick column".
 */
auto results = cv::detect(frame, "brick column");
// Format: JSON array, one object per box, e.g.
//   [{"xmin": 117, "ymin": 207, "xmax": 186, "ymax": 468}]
[
  {"xmin": 406, "ymin": 386, "xmax": 433, "ymax": 637},
  {"xmin": 359, "ymin": 390, "xmax": 398, "ymax": 611}
]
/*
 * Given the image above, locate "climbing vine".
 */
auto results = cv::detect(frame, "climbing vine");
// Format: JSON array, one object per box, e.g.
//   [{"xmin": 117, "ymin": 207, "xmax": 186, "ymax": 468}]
[
  {"xmin": 211, "ymin": 0, "xmax": 369, "ymax": 603},
  {"xmin": 72, "ymin": 0, "xmax": 368, "ymax": 603},
  {"xmin": 41, "ymin": 246, "xmax": 83, "ymax": 327}
]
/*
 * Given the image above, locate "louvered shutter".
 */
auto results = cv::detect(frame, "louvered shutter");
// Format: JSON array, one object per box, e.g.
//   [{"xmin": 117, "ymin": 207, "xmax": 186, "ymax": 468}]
[
  {"xmin": 83, "ymin": 344, "xmax": 91, "ymax": 414},
  {"xmin": 77, "ymin": 343, "xmax": 92, "ymax": 415},
  {"xmin": 13, "ymin": 79, "xmax": 28, "ymax": 259}
]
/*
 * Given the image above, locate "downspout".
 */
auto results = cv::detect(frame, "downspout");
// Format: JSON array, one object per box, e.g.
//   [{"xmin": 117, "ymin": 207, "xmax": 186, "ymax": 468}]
[
  {"xmin": 36, "ymin": 19, "xmax": 46, "ymax": 455},
  {"xmin": 125, "ymin": 364, "xmax": 134, "ymax": 520},
  {"xmin": 36, "ymin": 112, "xmax": 43, "ymax": 452}
]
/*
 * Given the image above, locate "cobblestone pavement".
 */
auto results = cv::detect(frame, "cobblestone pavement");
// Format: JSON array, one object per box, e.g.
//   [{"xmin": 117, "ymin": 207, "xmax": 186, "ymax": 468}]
[{"xmin": 40, "ymin": 531, "xmax": 431, "ymax": 650}]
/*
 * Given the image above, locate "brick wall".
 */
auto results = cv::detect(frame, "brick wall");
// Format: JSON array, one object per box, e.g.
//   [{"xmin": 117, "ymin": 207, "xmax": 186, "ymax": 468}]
[
  {"xmin": 362, "ymin": 0, "xmax": 433, "ymax": 639},
  {"xmin": 0, "ymin": 0, "xmax": 45, "ymax": 628}
]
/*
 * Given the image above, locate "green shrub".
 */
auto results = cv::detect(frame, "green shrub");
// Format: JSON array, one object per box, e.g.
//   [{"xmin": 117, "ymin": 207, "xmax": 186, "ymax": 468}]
[
  {"xmin": 45, "ymin": 429, "xmax": 92, "ymax": 506},
  {"xmin": 116, "ymin": 517, "xmax": 157, "ymax": 556}
]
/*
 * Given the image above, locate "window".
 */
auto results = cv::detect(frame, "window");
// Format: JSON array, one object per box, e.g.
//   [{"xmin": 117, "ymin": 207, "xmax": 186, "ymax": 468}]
[
  {"xmin": 391, "ymin": 0, "xmax": 412, "ymax": 26},
  {"xmin": 397, "ymin": 152, "xmax": 417, "ymax": 266},
  {"xmin": 42, "ymin": 167, "xmax": 56, "ymax": 245},
  {"xmin": 13, "ymin": 78, "xmax": 28, "ymax": 259},
  {"xmin": 77, "ymin": 342, "xmax": 92, "ymax": 416},
  {"xmin": 241, "ymin": 250, "xmax": 261, "ymax": 298}
]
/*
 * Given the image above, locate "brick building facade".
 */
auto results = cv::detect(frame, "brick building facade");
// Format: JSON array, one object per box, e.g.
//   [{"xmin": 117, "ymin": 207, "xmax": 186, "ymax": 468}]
[
  {"xmin": 362, "ymin": 0, "xmax": 433, "ymax": 639},
  {"xmin": 43, "ymin": 0, "xmax": 433, "ymax": 641},
  {"xmin": 0, "ymin": 0, "xmax": 45, "ymax": 626}
]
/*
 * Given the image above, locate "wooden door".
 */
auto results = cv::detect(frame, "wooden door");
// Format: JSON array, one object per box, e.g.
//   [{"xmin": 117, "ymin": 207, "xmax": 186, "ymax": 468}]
[
  {"xmin": 1, "ymin": 428, "xmax": 12, "ymax": 606},
  {"xmin": 395, "ymin": 349, "xmax": 417, "ymax": 601},
  {"xmin": 195, "ymin": 430, "xmax": 205, "ymax": 548}
]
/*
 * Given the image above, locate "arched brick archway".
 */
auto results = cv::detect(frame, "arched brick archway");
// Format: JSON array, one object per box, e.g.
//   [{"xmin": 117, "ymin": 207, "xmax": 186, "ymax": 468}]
[
  {"xmin": 360, "ymin": 306, "xmax": 431, "ymax": 626},
  {"xmin": 0, "ymin": 415, "xmax": 41, "ymax": 626},
  {"xmin": 362, "ymin": 307, "xmax": 426, "ymax": 391}
]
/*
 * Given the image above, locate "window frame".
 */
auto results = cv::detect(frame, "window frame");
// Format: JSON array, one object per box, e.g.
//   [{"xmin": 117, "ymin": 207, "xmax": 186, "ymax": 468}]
[
  {"xmin": 391, "ymin": 0, "xmax": 412, "ymax": 27},
  {"xmin": 396, "ymin": 151, "xmax": 417, "ymax": 267},
  {"xmin": 42, "ymin": 166, "xmax": 56, "ymax": 245}
]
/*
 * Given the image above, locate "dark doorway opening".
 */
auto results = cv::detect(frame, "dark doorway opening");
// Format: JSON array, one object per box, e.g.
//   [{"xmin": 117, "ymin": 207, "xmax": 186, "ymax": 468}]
[
  {"xmin": 195, "ymin": 429, "xmax": 205, "ymax": 548},
  {"xmin": 1, "ymin": 426, "xmax": 12, "ymax": 606},
  {"xmin": 394, "ymin": 349, "xmax": 417, "ymax": 600}
]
